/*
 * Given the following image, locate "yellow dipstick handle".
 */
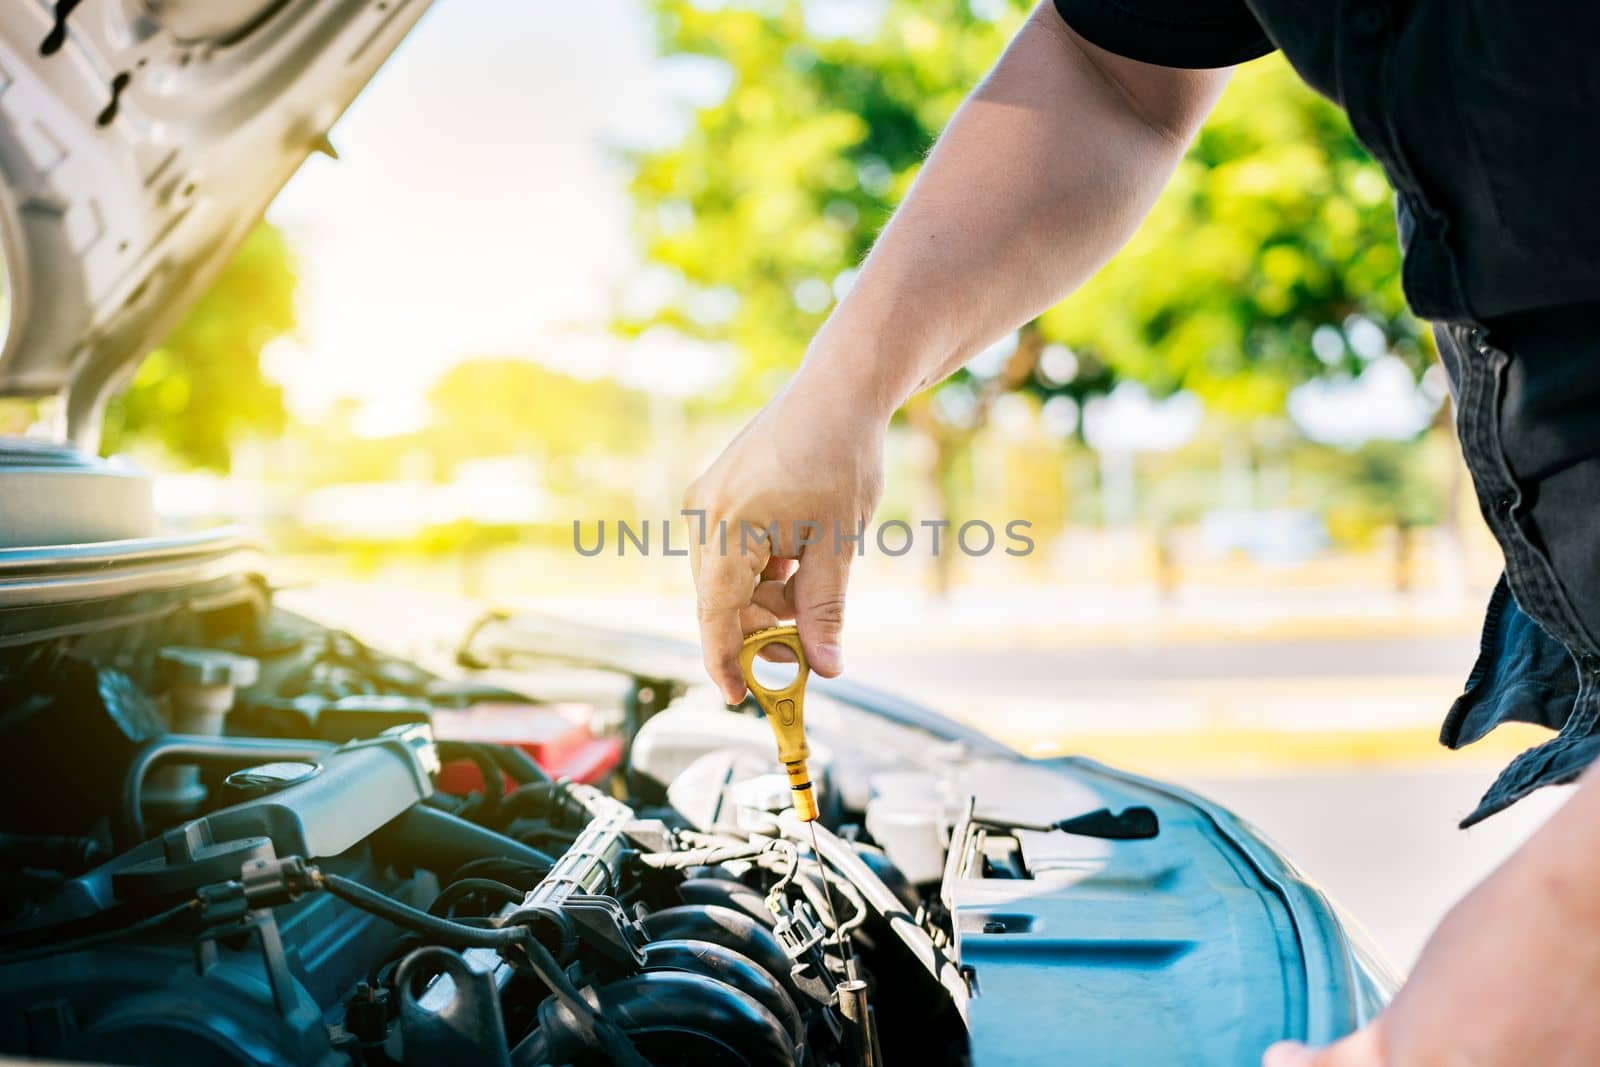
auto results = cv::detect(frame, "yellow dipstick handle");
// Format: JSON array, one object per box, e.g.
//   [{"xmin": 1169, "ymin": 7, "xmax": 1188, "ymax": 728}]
[{"xmin": 739, "ymin": 624, "xmax": 819, "ymax": 822}]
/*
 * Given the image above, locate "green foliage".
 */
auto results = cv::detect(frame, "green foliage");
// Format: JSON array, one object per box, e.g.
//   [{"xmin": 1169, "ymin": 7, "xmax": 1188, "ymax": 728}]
[
  {"xmin": 1294, "ymin": 434, "xmax": 1446, "ymax": 546},
  {"xmin": 102, "ymin": 224, "xmax": 297, "ymax": 471},
  {"xmin": 423, "ymin": 357, "xmax": 652, "ymax": 481},
  {"xmin": 627, "ymin": 0, "xmax": 1027, "ymax": 408},
  {"xmin": 1041, "ymin": 57, "xmax": 1419, "ymax": 417},
  {"xmin": 628, "ymin": 1, "xmax": 1421, "ymax": 424},
  {"xmin": 282, "ymin": 358, "xmax": 654, "ymax": 511}
]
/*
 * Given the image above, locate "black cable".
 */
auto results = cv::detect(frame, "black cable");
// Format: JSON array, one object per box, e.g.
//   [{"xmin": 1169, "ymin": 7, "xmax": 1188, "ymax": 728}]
[
  {"xmin": 429, "ymin": 877, "xmax": 524, "ymax": 918},
  {"xmin": 323, "ymin": 873, "xmax": 527, "ymax": 950},
  {"xmin": 324, "ymin": 871, "xmax": 643, "ymax": 1066},
  {"xmin": 448, "ymin": 856, "xmax": 551, "ymax": 890},
  {"xmin": 436, "ymin": 741, "xmax": 506, "ymax": 820},
  {"xmin": 492, "ymin": 782, "xmax": 563, "ymax": 829},
  {"xmin": 488, "ymin": 743, "xmax": 553, "ymax": 786},
  {"xmin": 0, "ymin": 900, "xmax": 196, "ymax": 964},
  {"xmin": 516, "ymin": 935, "xmax": 648, "ymax": 1067}
]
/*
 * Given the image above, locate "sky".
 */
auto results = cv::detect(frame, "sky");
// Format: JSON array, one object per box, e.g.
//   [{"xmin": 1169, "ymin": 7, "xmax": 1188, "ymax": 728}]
[{"xmin": 265, "ymin": 0, "xmax": 687, "ymax": 435}]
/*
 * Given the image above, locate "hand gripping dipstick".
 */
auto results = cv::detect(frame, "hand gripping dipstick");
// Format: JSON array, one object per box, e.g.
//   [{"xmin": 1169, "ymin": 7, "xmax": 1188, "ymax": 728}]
[{"xmin": 739, "ymin": 625, "xmax": 856, "ymax": 970}]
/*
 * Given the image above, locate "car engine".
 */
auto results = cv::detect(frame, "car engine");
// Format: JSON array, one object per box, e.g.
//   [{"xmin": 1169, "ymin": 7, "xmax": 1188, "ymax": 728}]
[
  {"xmin": 0, "ymin": 590, "xmax": 971, "ymax": 1066},
  {"xmin": 0, "ymin": 466, "xmax": 1396, "ymax": 1066}
]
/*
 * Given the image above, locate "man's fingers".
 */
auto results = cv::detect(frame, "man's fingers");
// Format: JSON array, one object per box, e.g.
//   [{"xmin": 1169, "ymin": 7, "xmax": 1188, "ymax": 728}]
[
  {"xmin": 741, "ymin": 579, "xmax": 801, "ymax": 659},
  {"xmin": 761, "ymin": 557, "xmax": 797, "ymax": 583},
  {"xmin": 791, "ymin": 536, "xmax": 853, "ymax": 676},
  {"xmin": 1262, "ymin": 1025, "xmax": 1386, "ymax": 1067},
  {"xmin": 750, "ymin": 578, "xmax": 794, "ymax": 621},
  {"xmin": 739, "ymin": 602, "xmax": 783, "ymax": 635},
  {"xmin": 694, "ymin": 549, "xmax": 766, "ymax": 704}
]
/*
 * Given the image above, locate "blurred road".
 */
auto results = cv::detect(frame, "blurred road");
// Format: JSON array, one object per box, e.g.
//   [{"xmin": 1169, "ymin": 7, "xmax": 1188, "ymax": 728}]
[
  {"xmin": 853, "ymin": 632, "xmax": 1475, "ymax": 683},
  {"xmin": 846, "ymin": 632, "xmax": 1478, "ymax": 743}
]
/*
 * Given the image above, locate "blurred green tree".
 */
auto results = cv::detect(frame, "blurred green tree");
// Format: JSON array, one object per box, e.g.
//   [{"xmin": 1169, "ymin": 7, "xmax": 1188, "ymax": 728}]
[
  {"xmin": 101, "ymin": 224, "xmax": 297, "ymax": 472},
  {"xmin": 281, "ymin": 358, "xmax": 655, "ymax": 501},
  {"xmin": 1038, "ymin": 56, "xmax": 1424, "ymax": 414},
  {"xmin": 625, "ymin": 1, "xmax": 1031, "ymax": 413},
  {"xmin": 625, "ymin": 0, "xmax": 1431, "ymax": 565},
  {"xmin": 1296, "ymin": 434, "xmax": 1450, "ymax": 592},
  {"xmin": 423, "ymin": 357, "xmax": 653, "ymax": 493}
]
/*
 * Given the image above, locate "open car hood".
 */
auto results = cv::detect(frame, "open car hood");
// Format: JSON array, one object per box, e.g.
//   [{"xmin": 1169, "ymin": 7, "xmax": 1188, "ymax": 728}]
[{"xmin": 0, "ymin": 0, "xmax": 431, "ymax": 449}]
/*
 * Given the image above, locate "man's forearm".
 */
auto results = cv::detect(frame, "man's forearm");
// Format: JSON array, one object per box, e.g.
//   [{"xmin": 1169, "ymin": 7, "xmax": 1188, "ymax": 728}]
[
  {"xmin": 800, "ymin": 5, "xmax": 1228, "ymax": 418},
  {"xmin": 684, "ymin": 6, "xmax": 1230, "ymax": 698}
]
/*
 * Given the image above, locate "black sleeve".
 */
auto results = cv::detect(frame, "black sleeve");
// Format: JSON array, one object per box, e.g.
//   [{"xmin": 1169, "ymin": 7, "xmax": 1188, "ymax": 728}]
[{"xmin": 1053, "ymin": 0, "xmax": 1274, "ymax": 69}]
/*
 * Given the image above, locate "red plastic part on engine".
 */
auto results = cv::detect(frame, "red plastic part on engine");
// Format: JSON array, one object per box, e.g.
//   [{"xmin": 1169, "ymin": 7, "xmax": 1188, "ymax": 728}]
[{"xmin": 431, "ymin": 702, "xmax": 622, "ymax": 792}]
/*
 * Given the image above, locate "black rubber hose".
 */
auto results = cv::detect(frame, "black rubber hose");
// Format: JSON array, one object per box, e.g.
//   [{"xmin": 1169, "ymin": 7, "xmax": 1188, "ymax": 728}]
[
  {"xmin": 676, "ymin": 877, "xmax": 779, "ymax": 929},
  {"xmin": 509, "ymin": 1029, "xmax": 555, "ymax": 1065},
  {"xmin": 429, "ymin": 877, "xmax": 525, "ymax": 918},
  {"xmin": 117, "ymin": 736, "xmax": 333, "ymax": 850},
  {"xmin": 323, "ymin": 871, "xmax": 642, "ymax": 1065},
  {"xmin": 323, "ymin": 873, "xmax": 527, "ymax": 950},
  {"xmin": 436, "ymin": 741, "xmax": 506, "ymax": 819},
  {"xmin": 488, "ymin": 743, "xmax": 552, "ymax": 786},
  {"xmin": 492, "ymin": 783, "xmax": 563, "ymax": 829},
  {"xmin": 519, "ymin": 935, "xmax": 648, "ymax": 1067}
]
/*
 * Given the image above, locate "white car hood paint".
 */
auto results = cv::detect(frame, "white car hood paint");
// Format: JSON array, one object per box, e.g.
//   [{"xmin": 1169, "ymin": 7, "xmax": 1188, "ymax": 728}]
[{"xmin": 0, "ymin": 0, "xmax": 431, "ymax": 448}]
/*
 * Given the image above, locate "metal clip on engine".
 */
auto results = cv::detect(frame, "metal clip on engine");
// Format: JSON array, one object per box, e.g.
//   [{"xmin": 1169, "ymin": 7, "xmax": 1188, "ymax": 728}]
[{"xmin": 739, "ymin": 625, "xmax": 818, "ymax": 823}]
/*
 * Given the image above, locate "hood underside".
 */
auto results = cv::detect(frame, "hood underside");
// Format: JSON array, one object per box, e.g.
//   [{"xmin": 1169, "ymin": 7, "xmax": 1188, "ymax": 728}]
[{"xmin": 0, "ymin": 0, "xmax": 430, "ymax": 449}]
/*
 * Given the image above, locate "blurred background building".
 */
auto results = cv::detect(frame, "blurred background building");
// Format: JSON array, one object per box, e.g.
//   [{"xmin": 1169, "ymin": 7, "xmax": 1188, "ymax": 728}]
[{"xmin": 0, "ymin": 0, "xmax": 1567, "ymax": 973}]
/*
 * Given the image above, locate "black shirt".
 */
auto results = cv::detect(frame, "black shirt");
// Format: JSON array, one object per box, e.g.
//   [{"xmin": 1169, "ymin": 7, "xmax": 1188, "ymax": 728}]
[
  {"xmin": 1054, "ymin": 0, "xmax": 1600, "ymax": 824},
  {"xmin": 1053, "ymin": 0, "xmax": 1600, "ymax": 323}
]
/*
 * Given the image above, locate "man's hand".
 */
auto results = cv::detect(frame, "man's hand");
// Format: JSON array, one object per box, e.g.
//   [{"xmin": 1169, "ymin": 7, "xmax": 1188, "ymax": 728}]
[
  {"xmin": 685, "ymin": 376, "xmax": 886, "ymax": 703},
  {"xmin": 681, "ymin": 4, "xmax": 1225, "ymax": 700},
  {"xmin": 1265, "ymin": 766, "xmax": 1600, "ymax": 1066}
]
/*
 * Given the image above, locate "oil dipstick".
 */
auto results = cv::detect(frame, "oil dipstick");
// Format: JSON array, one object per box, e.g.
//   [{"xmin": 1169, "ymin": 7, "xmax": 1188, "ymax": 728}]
[{"xmin": 739, "ymin": 624, "xmax": 819, "ymax": 822}]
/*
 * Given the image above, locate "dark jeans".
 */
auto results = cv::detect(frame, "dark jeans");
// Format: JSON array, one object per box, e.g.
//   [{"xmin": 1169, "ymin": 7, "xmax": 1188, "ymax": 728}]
[{"xmin": 1436, "ymin": 304, "xmax": 1600, "ymax": 825}]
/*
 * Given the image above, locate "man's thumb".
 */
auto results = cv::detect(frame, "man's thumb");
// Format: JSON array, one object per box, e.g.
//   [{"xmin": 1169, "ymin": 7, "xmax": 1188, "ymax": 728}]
[{"xmin": 792, "ymin": 543, "xmax": 852, "ymax": 676}]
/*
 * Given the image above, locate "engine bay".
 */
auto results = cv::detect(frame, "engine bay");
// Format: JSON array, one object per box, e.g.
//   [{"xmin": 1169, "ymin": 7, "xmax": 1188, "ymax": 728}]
[
  {"xmin": 0, "ymin": 590, "xmax": 980, "ymax": 1066},
  {"xmin": 0, "ymin": 522, "xmax": 1381, "ymax": 1066}
]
